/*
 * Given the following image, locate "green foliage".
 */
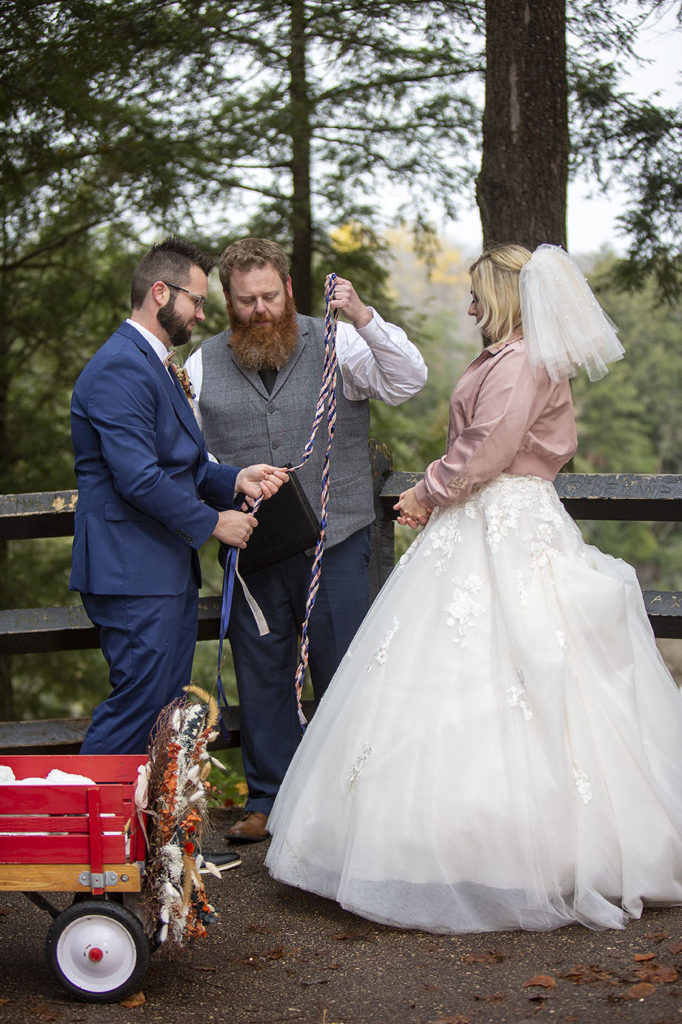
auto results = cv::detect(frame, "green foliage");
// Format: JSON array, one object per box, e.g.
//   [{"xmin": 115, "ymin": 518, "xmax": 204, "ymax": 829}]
[
  {"xmin": 572, "ymin": 252, "xmax": 682, "ymax": 587},
  {"xmin": 205, "ymin": 748, "xmax": 249, "ymax": 810}
]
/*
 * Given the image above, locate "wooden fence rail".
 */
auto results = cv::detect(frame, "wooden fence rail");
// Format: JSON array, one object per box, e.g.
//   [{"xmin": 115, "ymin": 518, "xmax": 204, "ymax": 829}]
[{"xmin": 1, "ymin": 468, "xmax": 681, "ymax": 753}]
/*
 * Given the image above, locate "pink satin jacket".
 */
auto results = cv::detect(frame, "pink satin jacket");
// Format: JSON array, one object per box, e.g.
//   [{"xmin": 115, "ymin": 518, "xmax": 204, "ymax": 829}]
[{"xmin": 414, "ymin": 339, "xmax": 578, "ymax": 509}]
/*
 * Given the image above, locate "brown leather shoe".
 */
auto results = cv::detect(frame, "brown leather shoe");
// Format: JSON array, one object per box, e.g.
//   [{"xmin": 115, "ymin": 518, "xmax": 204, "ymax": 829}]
[{"xmin": 226, "ymin": 811, "xmax": 269, "ymax": 843}]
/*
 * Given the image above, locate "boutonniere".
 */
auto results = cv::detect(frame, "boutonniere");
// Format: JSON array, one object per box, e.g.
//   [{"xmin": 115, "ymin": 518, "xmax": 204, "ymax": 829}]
[
  {"xmin": 165, "ymin": 350, "xmax": 196, "ymax": 409},
  {"xmin": 172, "ymin": 365, "xmax": 196, "ymax": 405}
]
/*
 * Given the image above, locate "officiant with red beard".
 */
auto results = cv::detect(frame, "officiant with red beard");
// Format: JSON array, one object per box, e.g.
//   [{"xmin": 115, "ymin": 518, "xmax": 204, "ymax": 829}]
[{"xmin": 184, "ymin": 237, "xmax": 427, "ymax": 841}]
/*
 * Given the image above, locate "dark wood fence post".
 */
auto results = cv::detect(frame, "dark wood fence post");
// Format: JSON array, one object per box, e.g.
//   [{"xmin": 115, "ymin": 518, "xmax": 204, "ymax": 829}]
[{"xmin": 368, "ymin": 439, "xmax": 395, "ymax": 600}]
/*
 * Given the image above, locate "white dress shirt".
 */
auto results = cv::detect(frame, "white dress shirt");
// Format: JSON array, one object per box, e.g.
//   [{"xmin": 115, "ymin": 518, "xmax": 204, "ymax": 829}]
[
  {"xmin": 126, "ymin": 318, "xmax": 173, "ymax": 371},
  {"xmin": 184, "ymin": 308, "xmax": 427, "ymax": 429}
]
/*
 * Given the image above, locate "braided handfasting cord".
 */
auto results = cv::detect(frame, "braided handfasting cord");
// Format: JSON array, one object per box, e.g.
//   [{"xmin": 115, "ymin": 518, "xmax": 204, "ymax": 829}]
[
  {"xmin": 216, "ymin": 274, "xmax": 339, "ymax": 732},
  {"xmin": 290, "ymin": 273, "xmax": 338, "ymax": 728}
]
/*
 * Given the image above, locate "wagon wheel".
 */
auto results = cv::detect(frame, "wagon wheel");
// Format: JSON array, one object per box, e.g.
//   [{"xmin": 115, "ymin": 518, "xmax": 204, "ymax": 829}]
[{"xmin": 45, "ymin": 899, "xmax": 151, "ymax": 1003}]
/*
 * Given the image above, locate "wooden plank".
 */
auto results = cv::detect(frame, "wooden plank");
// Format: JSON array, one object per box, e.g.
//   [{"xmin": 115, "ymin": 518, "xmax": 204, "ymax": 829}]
[
  {"xmin": 7, "ymin": 586, "xmax": 680, "ymax": 659},
  {"xmin": 0, "ymin": 815, "xmax": 124, "ymax": 834},
  {"xmin": 0, "ymin": 606, "xmax": 100, "ymax": 655},
  {"xmin": 0, "ymin": 862, "xmax": 142, "ymax": 893},
  {"xmin": 0, "ymin": 783, "xmax": 128, "ymax": 814},
  {"xmin": 0, "ymin": 702, "xmax": 322, "ymax": 754},
  {"xmin": 2, "ymin": 475, "xmax": 681, "ymax": 542},
  {"xmin": 2, "ymin": 753, "xmax": 147, "ymax": 781},
  {"xmin": 0, "ymin": 720, "xmax": 93, "ymax": 755},
  {"xmin": 0, "ymin": 491, "xmax": 78, "ymax": 540},
  {"xmin": 379, "ymin": 472, "xmax": 682, "ymax": 521},
  {"xmin": 1, "ymin": 599, "xmax": 223, "ymax": 654},
  {"xmin": 645, "ymin": 591, "xmax": 682, "ymax": 639},
  {"xmin": 0, "ymin": 834, "xmax": 127, "ymax": 863}
]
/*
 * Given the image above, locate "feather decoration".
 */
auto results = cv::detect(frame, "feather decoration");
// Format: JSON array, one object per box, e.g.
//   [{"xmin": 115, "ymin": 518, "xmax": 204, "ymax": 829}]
[{"xmin": 139, "ymin": 686, "xmax": 223, "ymax": 946}]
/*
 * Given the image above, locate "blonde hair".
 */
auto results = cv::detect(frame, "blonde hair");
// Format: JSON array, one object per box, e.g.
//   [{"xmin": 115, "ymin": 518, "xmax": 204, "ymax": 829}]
[{"xmin": 470, "ymin": 244, "xmax": 532, "ymax": 345}]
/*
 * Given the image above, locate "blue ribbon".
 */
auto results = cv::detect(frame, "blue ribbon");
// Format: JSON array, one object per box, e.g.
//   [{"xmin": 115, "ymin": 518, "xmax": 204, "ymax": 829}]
[{"xmin": 216, "ymin": 544, "xmax": 237, "ymax": 739}]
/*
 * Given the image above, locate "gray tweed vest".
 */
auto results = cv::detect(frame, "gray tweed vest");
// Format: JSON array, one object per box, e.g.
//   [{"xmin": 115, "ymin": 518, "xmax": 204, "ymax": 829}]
[{"xmin": 199, "ymin": 314, "xmax": 375, "ymax": 548}]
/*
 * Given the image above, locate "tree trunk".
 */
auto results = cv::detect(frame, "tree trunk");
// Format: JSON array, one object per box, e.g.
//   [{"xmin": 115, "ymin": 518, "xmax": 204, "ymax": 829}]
[
  {"xmin": 288, "ymin": 0, "xmax": 313, "ymax": 314},
  {"xmin": 477, "ymin": 0, "xmax": 568, "ymax": 251}
]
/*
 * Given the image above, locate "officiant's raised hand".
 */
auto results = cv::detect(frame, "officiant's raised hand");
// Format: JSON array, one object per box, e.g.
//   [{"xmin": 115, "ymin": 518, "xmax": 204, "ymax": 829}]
[{"xmin": 325, "ymin": 275, "xmax": 373, "ymax": 330}]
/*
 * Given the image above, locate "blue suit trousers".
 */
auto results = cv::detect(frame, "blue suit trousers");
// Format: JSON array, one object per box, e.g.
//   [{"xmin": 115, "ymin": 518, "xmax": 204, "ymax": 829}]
[
  {"xmin": 80, "ymin": 587, "xmax": 198, "ymax": 754},
  {"xmin": 227, "ymin": 527, "xmax": 371, "ymax": 814}
]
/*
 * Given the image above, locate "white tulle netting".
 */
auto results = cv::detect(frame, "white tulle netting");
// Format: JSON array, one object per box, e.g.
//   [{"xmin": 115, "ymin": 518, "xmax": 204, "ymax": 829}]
[
  {"xmin": 520, "ymin": 245, "xmax": 625, "ymax": 382},
  {"xmin": 266, "ymin": 474, "xmax": 682, "ymax": 934}
]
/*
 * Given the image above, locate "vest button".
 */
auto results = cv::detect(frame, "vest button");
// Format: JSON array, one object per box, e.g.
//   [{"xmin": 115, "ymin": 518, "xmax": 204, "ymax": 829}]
[{"xmin": 267, "ymin": 405, "xmax": 276, "ymax": 414}]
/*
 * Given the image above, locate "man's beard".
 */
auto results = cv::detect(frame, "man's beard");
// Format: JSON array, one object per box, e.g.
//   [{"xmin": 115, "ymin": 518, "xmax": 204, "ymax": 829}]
[
  {"xmin": 228, "ymin": 293, "xmax": 299, "ymax": 372},
  {"xmin": 157, "ymin": 295, "xmax": 193, "ymax": 348}
]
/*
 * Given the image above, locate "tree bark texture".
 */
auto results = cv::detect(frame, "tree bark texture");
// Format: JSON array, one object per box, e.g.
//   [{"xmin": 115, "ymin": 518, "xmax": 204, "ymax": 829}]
[
  {"xmin": 288, "ymin": 0, "xmax": 313, "ymax": 314},
  {"xmin": 477, "ymin": 0, "xmax": 568, "ymax": 251}
]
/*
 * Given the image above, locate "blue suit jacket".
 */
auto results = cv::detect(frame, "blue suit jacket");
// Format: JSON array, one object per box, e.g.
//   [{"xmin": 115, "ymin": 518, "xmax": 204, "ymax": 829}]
[{"xmin": 70, "ymin": 321, "xmax": 239, "ymax": 596}]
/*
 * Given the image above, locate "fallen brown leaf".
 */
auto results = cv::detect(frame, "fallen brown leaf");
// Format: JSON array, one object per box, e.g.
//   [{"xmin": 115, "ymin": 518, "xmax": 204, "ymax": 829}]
[
  {"xmin": 461, "ymin": 949, "xmax": 505, "ymax": 964},
  {"xmin": 634, "ymin": 952, "xmax": 656, "ymax": 961},
  {"xmin": 667, "ymin": 941, "xmax": 682, "ymax": 955},
  {"xmin": 624, "ymin": 981, "xmax": 656, "ymax": 999},
  {"xmin": 120, "ymin": 991, "xmax": 146, "ymax": 1008},
  {"xmin": 300, "ymin": 978, "xmax": 329, "ymax": 987},
  {"xmin": 562, "ymin": 964, "xmax": 615, "ymax": 984},
  {"xmin": 263, "ymin": 947, "xmax": 287, "ymax": 960},
  {"xmin": 522, "ymin": 974, "xmax": 557, "ymax": 989},
  {"xmin": 636, "ymin": 964, "xmax": 679, "ymax": 983},
  {"xmin": 644, "ymin": 932, "xmax": 669, "ymax": 942},
  {"xmin": 473, "ymin": 991, "xmax": 505, "ymax": 1003}
]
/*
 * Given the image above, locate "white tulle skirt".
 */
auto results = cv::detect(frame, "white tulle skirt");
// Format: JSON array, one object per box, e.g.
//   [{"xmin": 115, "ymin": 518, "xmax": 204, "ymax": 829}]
[{"xmin": 265, "ymin": 474, "xmax": 682, "ymax": 933}]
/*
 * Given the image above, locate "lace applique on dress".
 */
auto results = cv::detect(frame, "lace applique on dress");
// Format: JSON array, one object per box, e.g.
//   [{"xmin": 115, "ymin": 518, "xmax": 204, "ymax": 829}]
[
  {"xmin": 347, "ymin": 744, "xmax": 372, "ymax": 791},
  {"xmin": 530, "ymin": 521, "xmax": 559, "ymax": 569},
  {"xmin": 444, "ymin": 574, "xmax": 484, "ymax": 646},
  {"xmin": 421, "ymin": 507, "xmax": 463, "ymax": 576},
  {"xmin": 395, "ymin": 519, "xmax": 431, "ymax": 574},
  {"xmin": 367, "ymin": 617, "xmax": 400, "ymax": 671},
  {"xmin": 507, "ymin": 670, "xmax": 533, "ymax": 721},
  {"xmin": 572, "ymin": 762, "xmax": 593, "ymax": 804},
  {"xmin": 484, "ymin": 500, "xmax": 522, "ymax": 553},
  {"xmin": 478, "ymin": 475, "xmax": 566, "ymax": 560}
]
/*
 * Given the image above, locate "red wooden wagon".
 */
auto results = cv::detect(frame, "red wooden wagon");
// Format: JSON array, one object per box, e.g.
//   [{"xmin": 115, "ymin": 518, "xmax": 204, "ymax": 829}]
[{"xmin": 0, "ymin": 754, "xmax": 151, "ymax": 1002}]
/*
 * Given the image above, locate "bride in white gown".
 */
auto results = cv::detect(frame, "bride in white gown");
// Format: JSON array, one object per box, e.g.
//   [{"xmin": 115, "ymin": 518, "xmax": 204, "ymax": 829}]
[{"xmin": 265, "ymin": 243, "xmax": 682, "ymax": 934}]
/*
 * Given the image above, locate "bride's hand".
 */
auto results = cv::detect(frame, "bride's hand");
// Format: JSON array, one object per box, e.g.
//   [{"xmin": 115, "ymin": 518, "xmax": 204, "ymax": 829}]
[{"xmin": 394, "ymin": 487, "xmax": 432, "ymax": 529}]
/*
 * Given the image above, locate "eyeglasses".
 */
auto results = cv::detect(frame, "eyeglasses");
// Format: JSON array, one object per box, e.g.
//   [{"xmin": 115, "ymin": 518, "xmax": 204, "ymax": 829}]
[{"xmin": 163, "ymin": 281, "xmax": 207, "ymax": 311}]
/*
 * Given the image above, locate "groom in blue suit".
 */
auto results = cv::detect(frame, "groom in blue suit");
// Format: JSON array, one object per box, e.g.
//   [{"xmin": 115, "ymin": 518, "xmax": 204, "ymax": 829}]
[{"xmin": 71, "ymin": 237, "xmax": 286, "ymax": 755}]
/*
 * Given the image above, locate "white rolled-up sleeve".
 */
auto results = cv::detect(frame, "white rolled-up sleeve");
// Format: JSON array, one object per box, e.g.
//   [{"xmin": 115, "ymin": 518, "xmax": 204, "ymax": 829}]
[{"xmin": 336, "ymin": 308, "xmax": 427, "ymax": 405}]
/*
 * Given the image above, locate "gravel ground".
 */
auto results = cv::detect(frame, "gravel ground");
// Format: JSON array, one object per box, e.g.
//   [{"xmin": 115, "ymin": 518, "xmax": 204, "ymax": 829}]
[{"xmin": 2, "ymin": 807, "xmax": 682, "ymax": 1024}]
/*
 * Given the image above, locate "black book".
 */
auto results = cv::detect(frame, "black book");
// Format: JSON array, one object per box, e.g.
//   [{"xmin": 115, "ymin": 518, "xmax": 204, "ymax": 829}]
[{"xmin": 220, "ymin": 473, "xmax": 321, "ymax": 575}]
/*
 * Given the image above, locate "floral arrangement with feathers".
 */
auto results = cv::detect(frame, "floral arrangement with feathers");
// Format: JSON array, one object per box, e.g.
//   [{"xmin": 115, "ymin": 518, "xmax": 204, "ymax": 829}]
[{"xmin": 137, "ymin": 685, "xmax": 225, "ymax": 946}]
